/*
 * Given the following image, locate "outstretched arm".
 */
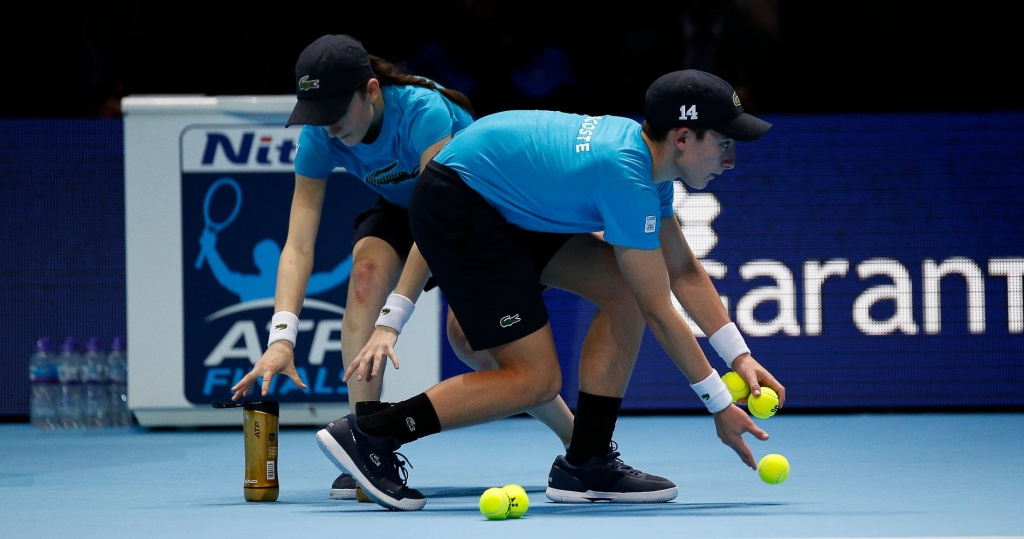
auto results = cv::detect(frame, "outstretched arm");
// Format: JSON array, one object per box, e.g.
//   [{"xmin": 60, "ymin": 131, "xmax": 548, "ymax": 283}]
[
  {"xmin": 614, "ymin": 244, "xmax": 768, "ymax": 469},
  {"xmin": 231, "ymin": 174, "xmax": 325, "ymax": 399},
  {"xmin": 658, "ymin": 218, "xmax": 786, "ymax": 406},
  {"xmin": 344, "ymin": 243, "xmax": 432, "ymax": 383}
]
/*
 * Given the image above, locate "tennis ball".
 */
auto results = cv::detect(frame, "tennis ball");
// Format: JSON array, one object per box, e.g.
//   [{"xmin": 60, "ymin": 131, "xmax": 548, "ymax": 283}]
[
  {"xmin": 758, "ymin": 453, "xmax": 790, "ymax": 485},
  {"xmin": 748, "ymin": 386, "xmax": 779, "ymax": 419},
  {"xmin": 721, "ymin": 371, "xmax": 750, "ymax": 402},
  {"xmin": 502, "ymin": 484, "xmax": 529, "ymax": 518},
  {"xmin": 479, "ymin": 487, "xmax": 510, "ymax": 520}
]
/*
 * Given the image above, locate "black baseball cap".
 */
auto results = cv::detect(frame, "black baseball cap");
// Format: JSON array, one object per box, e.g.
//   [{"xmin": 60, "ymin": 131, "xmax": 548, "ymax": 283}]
[
  {"xmin": 285, "ymin": 34, "xmax": 374, "ymax": 127},
  {"xmin": 644, "ymin": 70, "xmax": 771, "ymax": 141}
]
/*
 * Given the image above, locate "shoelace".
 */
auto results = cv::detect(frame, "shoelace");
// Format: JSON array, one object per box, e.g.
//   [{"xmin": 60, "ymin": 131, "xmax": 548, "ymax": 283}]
[
  {"xmin": 603, "ymin": 449, "xmax": 647, "ymax": 477},
  {"xmin": 390, "ymin": 451, "xmax": 414, "ymax": 486}
]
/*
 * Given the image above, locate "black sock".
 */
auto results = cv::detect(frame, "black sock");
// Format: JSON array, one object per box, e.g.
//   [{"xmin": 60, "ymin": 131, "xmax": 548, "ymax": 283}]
[
  {"xmin": 354, "ymin": 400, "xmax": 391, "ymax": 417},
  {"xmin": 565, "ymin": 391, "xmax": 622, "ymax": 467},
  {"xmin": 356, "ymin": 393, "xmax": 441, "ymax": 445}
]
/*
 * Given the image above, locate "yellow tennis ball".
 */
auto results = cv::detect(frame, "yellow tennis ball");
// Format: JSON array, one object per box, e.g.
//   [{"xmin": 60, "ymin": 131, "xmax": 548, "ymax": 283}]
[
  {"xmin": 502, "ymin": 484, "xmax": 529, "ymax": 518},
  {"xmin": 748, "ymin": 386, "xmax": 779, "ymax": 419},
  {"xmin": 721, "ymin": 371, "xmax": 750, "ymax": 402},
  {"xmin": 758, "ymin": 453, "xmax": 790, "ymax": 484},
  {"xmin": 479, "ymin": 487, "xmax": 510, "ymax": 520}
]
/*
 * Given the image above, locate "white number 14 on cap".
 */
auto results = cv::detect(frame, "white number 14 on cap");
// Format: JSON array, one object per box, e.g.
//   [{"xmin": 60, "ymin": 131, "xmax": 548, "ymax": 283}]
[{"xmin": 678, "ymin": 105, "xmax": 698, "ymax": 121}]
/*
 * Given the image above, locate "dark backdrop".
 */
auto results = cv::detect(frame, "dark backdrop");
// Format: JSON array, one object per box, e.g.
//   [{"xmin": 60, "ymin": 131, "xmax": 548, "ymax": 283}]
[{"xmin": 2, "ymin": 1, "xmax": 1018, "ymax": 119}]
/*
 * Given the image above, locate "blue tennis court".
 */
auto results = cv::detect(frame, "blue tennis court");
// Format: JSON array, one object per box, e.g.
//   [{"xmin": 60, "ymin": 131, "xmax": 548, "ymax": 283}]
[{"xmin": 4, "ymin": 412, "xmax": 1022, "ymax": 538}]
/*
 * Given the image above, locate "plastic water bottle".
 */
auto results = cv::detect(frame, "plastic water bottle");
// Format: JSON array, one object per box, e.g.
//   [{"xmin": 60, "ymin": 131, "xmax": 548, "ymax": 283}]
[
  {"xmin": 29, "ymin": 337, "xmax": 59, "ymax": 429},
  {"xmin": 82, "ymin": 337, "xmax": 110, "ymax": 428},
  {"xmin": 106, "ymin": 336, "xmax": 130, "ymax": 428},
  {"xmin": 57, "ymin": 336, "xmax": 85, "ymax": 429}
]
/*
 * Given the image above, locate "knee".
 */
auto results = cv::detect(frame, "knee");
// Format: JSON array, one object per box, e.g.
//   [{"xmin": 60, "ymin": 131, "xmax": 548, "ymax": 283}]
[
  {"xmin": 534, "ymin": 372, "xmax": 562, "ymax": 405},
  {"xmin": 516, "ymin": 362, "xmax": 561, "ymax": 407},
  {"xmin": 537, "ymin": 374, "xmax": 562, "ymax": 404},
  {"xmin": 349, "ymin": 258, "xmax": 388, "ymax": 306}
]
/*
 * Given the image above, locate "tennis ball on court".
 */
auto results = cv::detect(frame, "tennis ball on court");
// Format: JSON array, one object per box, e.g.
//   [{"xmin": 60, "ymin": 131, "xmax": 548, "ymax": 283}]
[
  {"xmin": 721, "ymin": 371, "xmax": 750, "ymax": 402},
  {"xmin": 502, "ymin": 484, "xmax": 529, "ymax": 518},
  {"xmin": 758, "ymin": 453, "xmax": 790, "ymax": 484},
  {"xmin": 748, "ymin": 386, "xmax": 779, "ymax": 419},
  {"xmin": 479, "ymin": 487, "xmax": 510, "ymax": 520}
]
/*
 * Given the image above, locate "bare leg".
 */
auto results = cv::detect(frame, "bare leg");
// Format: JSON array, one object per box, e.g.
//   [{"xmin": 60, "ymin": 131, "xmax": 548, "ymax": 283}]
[
  {"xmin": 427, "ymin": 324, "xmax": 563, "ymax": 428},
  {"xmin": 541, "ymin": 234, "xmax": 644, "ymax": 399},
  {"xmin": 447, "ymin": 309, "xmax": 573, "ymax": 447},
  {"xmin": 341, "ymin": 237, "xmax": 402, "ymax": 408},
  {"xmin": 440, "ymin": 233, "xmax": 645, "ymax": 442}
]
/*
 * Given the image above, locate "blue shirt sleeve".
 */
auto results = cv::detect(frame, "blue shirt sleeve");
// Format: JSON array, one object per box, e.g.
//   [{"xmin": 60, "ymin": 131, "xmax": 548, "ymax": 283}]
[
  {"xmin": 294, "ymin": 126, "xmax": 335, "ymax": 179},
  {"xmin": 402, "ymin": 91, "xmax": 459, "ymax": 162},
  {"xmin": 594, "ymin": 180, "xmax": 664, "ymax": 250}
]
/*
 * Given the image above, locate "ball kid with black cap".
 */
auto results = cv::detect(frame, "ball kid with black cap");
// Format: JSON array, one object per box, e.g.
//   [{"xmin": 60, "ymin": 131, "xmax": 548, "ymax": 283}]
[
  {"xmin": 308, "ymin": 69, "xmax": 787, "ymax": 511},
  {"xmin": 228, "ymin": 34, "xmax": 582, "ymax": 500}
]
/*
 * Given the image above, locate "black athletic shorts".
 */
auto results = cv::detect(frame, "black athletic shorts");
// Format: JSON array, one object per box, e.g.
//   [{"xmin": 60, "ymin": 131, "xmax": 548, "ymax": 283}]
[
  {"xmin": 409, "ymin": 161, "xmax": 573, "ymax": 351},
  {"xmin": 352, "ymin": 196, "xmax": 438, "ymax": 291}
]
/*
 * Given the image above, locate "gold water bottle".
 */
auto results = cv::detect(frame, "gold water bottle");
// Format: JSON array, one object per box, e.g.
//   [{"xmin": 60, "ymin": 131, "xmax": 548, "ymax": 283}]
[{"xmin": 214, "ymin": 400, "xmax": 280, "ymax": 502}]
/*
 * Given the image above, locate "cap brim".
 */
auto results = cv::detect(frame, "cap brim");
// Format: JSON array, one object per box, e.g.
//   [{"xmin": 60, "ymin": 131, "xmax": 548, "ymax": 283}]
[
  {"xmin": 712, "ymin": 112, "xmax": 772, "ymax": 142},
  {"xmin": 285, "ymin": 95, "xmax": 352, "ymax": 127}
]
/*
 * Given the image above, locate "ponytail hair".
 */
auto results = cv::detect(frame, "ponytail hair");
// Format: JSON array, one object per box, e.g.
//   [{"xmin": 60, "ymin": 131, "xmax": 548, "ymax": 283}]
[{"xmin": 369, "ymin": 55, "xmax": 475, "ymax": 116}]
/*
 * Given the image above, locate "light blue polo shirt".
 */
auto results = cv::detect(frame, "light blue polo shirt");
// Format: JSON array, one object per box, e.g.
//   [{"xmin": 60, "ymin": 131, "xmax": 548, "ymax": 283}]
[
  {"xmin": 434, "ymin": 110, "xmax": 675, "ymax": 249},
  {"xmin": 294, "ymin": 84, "xmax": 474, "ymax": 208}
]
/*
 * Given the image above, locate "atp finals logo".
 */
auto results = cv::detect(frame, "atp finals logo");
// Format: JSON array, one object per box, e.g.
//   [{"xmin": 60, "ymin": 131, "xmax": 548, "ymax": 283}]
[
  {"xmin": 671, "ymin": 183, "xmax": 1023, "ymax": 338},
  {"xmin": 180, "ymin": 126, "xmax": 376, "ymax": 403},
  {"xmin": 189, "ymin": 175, "xmax": 353, "ymax": 400}
]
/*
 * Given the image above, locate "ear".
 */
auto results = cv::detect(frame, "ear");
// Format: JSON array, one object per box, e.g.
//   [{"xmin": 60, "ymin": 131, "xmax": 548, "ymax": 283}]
[
  {"xmin": 366, "ymin": 78, "xmax": 381, "ymax": 98},
  {"xmin": 672, "ymin": 126, "xmax": 689, "ymax": 150}
]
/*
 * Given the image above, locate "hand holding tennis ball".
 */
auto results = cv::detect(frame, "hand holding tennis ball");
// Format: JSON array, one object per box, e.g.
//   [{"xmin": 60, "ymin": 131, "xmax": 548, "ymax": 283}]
[
  {"xmin": 721, "ymin": 371, "xmax": 750, "ymax": 402},
  {"xmin": 748, "ymin": 387, "xmax": 780, "ymax": 419}
]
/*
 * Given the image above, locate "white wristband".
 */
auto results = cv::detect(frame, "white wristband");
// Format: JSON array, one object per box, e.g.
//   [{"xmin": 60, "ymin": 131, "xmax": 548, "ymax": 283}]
[
  {"xmin": 690, "ymin": 369, "xmax": 732, "ymax": 413},
  {"xmin": 709, "ymin": 322, "xmax": 750, "ymax": 369},
  {"xmin": 375, "ymin": 293, "xmax": 415, "ymax": 334},
  {"xmin": 267, "ymin": 311, "xmax": 299, "ymax": 347}
]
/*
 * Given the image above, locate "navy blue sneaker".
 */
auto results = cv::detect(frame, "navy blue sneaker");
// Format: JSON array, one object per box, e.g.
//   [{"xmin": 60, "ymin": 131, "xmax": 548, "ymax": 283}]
[
  {"xmin": 316, "ymin": 414, "xmax": 425, "ymax": 511},
  {"xmin": 330, "ymin": 473, "xmax": 373, "ymax": 502},
  {"xmin": 546, "ymin": 445, "xmax": 677, "ymax": 503},
  {"xmin": 329, "ymin": 473, "xmax": 356, "ymax": 500}
]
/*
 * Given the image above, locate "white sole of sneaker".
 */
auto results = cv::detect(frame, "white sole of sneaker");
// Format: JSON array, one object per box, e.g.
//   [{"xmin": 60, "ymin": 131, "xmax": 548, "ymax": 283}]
[
  {"xmin": 315, "ymin": 428, "xmax": 426, "ymax": 511},
  {"xmin": 329, "ymin": 488, "xmax": 356, "ymax": 500},
  {"xmin": 545, "ymin": 486, "xmax": 678, "ymax": 503}
]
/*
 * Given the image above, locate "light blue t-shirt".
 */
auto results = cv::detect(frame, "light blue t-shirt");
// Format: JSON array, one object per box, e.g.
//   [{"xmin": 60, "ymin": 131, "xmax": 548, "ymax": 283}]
[
  {"xmin": 434, "ymin": 110, "xmax": 675, "ymax": 249},
  {"xmin": 294, "ymin": 84, "xmax": 474, "ymax": 208}
]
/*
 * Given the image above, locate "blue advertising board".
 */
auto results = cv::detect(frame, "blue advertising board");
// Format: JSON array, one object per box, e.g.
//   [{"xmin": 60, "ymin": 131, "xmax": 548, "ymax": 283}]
[{"xmin": 179, "ymin": 126, "xmax": 376, "ymax": 404}]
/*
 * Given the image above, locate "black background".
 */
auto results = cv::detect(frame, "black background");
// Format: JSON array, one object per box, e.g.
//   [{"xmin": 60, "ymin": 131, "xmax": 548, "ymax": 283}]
[{"xmin": 3, "ymin": 1, "xmax": 1016, "ymax": 119}]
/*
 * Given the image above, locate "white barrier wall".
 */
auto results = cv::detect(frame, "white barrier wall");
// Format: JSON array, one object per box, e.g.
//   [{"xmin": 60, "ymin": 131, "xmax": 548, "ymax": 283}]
[{"xmin": 123, "ymin": 96, "xmax": 440, "ymax": 427}]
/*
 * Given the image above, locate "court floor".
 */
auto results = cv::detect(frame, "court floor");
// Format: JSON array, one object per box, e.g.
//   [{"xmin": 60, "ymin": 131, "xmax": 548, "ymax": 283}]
[{"xmin": 3, "ymin": 412, "xmax": 1023, "ymax": 538}]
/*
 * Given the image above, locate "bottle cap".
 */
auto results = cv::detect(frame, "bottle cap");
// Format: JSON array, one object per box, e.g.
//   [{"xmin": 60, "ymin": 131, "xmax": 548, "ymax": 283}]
[
  {"xmin": 213, "ymin": 401, "xmax": 280, "ymax": 416},
  {"xmin": 61, "ymin": 337, "xmax": 78, "ymax": 353},
  {"xmin": 86, "ymin": 337, "xmax": 103, "ymax": 352},
  {"xmin": 36, "ymin": 337, "xmax": 53, "ymax": 352},
  {"xmin": 110, "ymin": 336, "xmax": 126, "ymax": 352}
]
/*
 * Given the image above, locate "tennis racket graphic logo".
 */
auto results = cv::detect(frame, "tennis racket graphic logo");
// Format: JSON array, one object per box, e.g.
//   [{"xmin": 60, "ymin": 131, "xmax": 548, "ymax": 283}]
[{"xmin": 195, "ymin": 177, "xmax": 243, "ymax": 269}]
